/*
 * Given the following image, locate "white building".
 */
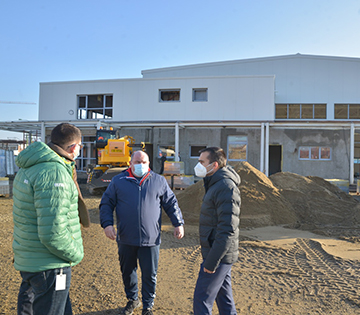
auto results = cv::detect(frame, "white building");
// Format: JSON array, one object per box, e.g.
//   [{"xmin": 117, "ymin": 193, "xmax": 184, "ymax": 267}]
[{"xmin": 2, "ymin": 54, "xmax": 360, "ymax": 182}]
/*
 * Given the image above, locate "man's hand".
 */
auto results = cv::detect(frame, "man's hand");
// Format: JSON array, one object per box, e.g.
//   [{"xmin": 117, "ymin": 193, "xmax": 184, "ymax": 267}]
[
  {"xmin": 174, "ymin": 225, "xmax": 184, "ymax": 239},
  {"xmin": 204, "ymin": 267, "xmax": 215, "ymax": 274},
  {"xmin": 104, "ymin": 226, "xmax": 116, "ymax": 240}
]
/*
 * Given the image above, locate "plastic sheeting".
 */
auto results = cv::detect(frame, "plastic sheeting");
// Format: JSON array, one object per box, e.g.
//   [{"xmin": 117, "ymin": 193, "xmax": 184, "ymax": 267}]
[{"xmin": 0, "ymin": 149, "xmax": 16, "ymax": 177}]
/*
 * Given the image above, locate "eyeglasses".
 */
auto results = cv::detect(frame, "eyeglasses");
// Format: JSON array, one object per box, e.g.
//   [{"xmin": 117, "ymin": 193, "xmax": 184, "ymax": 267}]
[{"xmin": 68, "ymin": 143, "xmax": 84, "ymax": 150}]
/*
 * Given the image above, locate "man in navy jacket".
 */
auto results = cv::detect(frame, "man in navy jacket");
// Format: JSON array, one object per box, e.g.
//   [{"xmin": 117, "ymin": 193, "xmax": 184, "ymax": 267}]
[{"xmin": 100, "ymin": 150, "xmax": 184, "ymax": 315}]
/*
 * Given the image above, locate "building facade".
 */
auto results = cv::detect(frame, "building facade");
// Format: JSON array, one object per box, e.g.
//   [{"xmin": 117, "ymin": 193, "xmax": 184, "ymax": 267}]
[{"xmin": 6, "ymin": 53, "xmax": 360, "ymax": 181}]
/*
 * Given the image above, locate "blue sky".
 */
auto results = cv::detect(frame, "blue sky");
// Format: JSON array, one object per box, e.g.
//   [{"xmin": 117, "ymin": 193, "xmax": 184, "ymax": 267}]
[{"xmin": 1, "ymin": 0, "xmax": 360, "ymax": 138}]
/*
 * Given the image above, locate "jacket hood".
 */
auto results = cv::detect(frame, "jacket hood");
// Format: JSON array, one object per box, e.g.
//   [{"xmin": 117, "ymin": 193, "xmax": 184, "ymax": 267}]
[
  {"xmin": 204, "ymin": 165, "xmax": 241, "ymax": 189},
  {"xmin": 16, "ymin": 141, "xmax": 68, "ymax": 169}
]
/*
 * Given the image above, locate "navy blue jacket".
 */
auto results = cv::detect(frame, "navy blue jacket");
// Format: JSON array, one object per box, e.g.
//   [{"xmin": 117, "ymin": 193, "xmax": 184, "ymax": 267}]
[{"xmin": 100, "ymin": 168, "xmax": 184, "ymax": 247}]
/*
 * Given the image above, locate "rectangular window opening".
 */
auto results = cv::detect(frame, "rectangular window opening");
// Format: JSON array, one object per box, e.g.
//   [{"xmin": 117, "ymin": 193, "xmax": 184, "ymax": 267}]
[
  {"xmin": 159, "ymin": 90, "xmax": 180, "ymax": 102},
  {"xmin": 227, "ymin": 135, "xmax": 248, "ymax": 161},
  {"xmin": 276, "ymin": 104, "xmax": 326, "ymax": 119},
  {"xmin": 299, "ymin": 146, "xmax": 331, "ymax": 160},
  {"xmin": 190, "ymin": 145, "xmax": 207, "ymax": 158},
  {"xmin": 334, "ymin": 104, "xmax": 360, "ymax": 119},
  {"xmin": 77, "ymin": 94, "xmax": 113, "ymax": 120}
]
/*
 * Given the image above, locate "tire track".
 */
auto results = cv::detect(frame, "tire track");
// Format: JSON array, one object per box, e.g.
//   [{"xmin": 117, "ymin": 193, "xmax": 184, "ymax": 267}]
[
  {"xmin": 237, "ymin": 238, "xmax": 360, "ymax": 307},
  {"xmin": 291, "ymin": 238, "xmax": 360, "ymax": 306}
]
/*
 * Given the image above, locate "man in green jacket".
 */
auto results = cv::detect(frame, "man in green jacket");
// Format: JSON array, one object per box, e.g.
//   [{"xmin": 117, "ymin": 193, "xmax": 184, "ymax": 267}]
[{"xmin": 13, "ymin": 123, "xmax": 89, "ymax": 315}]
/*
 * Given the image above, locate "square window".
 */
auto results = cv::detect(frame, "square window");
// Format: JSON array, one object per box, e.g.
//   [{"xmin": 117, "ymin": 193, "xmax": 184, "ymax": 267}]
[
  {"xmin": 193, "ymin": 88, "xmax": 208, "ymax": 102},
  {"xmin": 88, "ymin": 95, "xmax": 103, "ymax": 108},
  {"xmin": 299, "ymin": 147, "xmax": 309, "ymax": 159},
  {"xmin": 335, "ymin": 104, "xmax": 348, "ymax": 119},
  {"xmin": 228, "ymin": 143, "xmax": 247, "ymax": 160}
]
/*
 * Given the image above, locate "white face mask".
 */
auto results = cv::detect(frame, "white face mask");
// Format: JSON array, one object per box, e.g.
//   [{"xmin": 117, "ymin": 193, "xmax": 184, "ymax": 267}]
[
  {"xmin": 194, "ymin": 162, "xmax": 213, "ymax": 178},
  {"xmin": 133, "ymin": 163, "xmax": 149, "ymax": 177},
  {"xmin": 74, "ymin": 150, "xmax": 80, "ymax": 160}
]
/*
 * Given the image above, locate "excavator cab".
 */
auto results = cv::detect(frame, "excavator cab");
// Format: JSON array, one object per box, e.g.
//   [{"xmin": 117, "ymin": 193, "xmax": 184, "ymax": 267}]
[
  {"xmin": 87, "ymin": 129, "xmax": 146, "ymax": 194},
  {"xmin": 95, "ymin": 129, "xmax": 117, "ymax": 149}
]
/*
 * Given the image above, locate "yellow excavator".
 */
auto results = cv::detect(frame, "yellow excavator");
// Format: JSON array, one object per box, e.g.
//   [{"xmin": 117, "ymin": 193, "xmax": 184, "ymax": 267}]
[{"xmin": 87, "ymin": 128, "xmax": 145, "ymax": 194}]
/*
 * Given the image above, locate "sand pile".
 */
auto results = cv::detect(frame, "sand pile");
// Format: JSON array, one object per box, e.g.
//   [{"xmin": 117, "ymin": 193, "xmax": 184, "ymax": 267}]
[
  {"xmin": 270, "ymin": 172, "xmax": 360, "ymax": 232},
  {"xmin": 176, "ymin": 162, "xmax": 360, "ymax": 235}
]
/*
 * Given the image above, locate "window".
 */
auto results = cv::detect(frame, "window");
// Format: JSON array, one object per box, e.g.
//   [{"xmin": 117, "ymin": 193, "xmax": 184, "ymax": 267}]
[
  {"xmin": 190, "ymin": 145, "xmax": 207, "ymax": 158},
  {"xmin": 227, "ymin": 135, "xmax": 247, "ymax": 161},
  {"xmin": 77, "ymin": 95, "xmax": 113, "ymax": 119},
  {"xmin": 299, "ymin": 146, "xmax": 331, "ymax": 160},
  {"xmin": 159, "ymin": 90, "xmax": 180, "ymax": 102},
  {"xmin": 275, "ymin": 104, "xmax": 326, "ymax": 119},
  {"xmin": 75, "ymin": 136, "xmax": 97, "ymax": 171},
  {"xmin": 335, "ymin": 104, "xmax": 360, "ymax": 119},
  {"xmin": 158, "ymin": 145, "xmax": 175, "ymax": 160},
  {"xmin": 192, "ymin": 88, "xmax": 208, "ymax": 102}
]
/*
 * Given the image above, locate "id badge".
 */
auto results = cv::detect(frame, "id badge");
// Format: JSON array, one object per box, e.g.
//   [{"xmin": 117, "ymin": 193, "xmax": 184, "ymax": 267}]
[{"xmin": 55, "ymin": 269, "xmax": 66, "ymax": 291}]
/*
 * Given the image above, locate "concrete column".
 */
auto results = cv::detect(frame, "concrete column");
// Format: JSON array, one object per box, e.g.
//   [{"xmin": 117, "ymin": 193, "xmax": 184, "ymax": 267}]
[
  {"xmin": 175, "ymin": 122, "xmax": 179, "ymax": 162},
  {"xmin": 41, "ymin": 122, "xmax": 45, "ymax": 142},
  {"xmin": 265, "ymin": 122, "xmax": 269, "ymax": 177},
  {"xmin": 260, "ymin": 123, "xmax": 265, "ymax": 173},
  {"xmin": 350, "ymin": 123, "xmax": 355, "ymax": 184}
]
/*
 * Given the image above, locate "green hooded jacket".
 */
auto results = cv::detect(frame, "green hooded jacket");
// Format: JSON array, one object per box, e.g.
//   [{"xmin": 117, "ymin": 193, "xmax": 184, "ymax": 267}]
[{"xmin": 12, "ymin": 141, "xmax": 84, "ymax": 272}]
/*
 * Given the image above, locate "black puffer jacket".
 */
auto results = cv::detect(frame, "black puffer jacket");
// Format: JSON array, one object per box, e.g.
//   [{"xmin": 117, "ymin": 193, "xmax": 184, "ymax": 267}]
[{"xmin": 199, "ymin": 165, "xmax": 241, "ymax": 272}]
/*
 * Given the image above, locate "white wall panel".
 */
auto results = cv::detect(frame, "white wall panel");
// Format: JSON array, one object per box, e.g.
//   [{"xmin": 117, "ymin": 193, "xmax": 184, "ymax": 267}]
[
  {"xmin": 39, "ymin": 76, "xmax": 275, "ymax": 122},
  {"xmin": 142, "ymin": 54, "xmax": 360, "ymax": 107}
]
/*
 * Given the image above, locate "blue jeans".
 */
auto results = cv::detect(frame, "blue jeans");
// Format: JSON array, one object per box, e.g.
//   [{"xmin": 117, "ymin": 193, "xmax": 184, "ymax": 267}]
[
  {"xmin": 193, "ymin": 262, "xmax": 237, "ymax": 315},
  {"xmin": 118, "ymin": 244, "xmax": 160, "ymax": 310},
  {"xmin": 17, "ymin": 267, "xmax": 72, "ymax": 315}
]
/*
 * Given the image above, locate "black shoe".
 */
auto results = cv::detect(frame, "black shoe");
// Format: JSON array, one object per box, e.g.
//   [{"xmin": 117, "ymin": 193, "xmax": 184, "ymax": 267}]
[
  {"xmin": 122, "ymin": 299, "xmax": 141, "ymax": 315},
  {"xmin": 142, "ymin": 309, "xmax": 153, "ymax": 315}
]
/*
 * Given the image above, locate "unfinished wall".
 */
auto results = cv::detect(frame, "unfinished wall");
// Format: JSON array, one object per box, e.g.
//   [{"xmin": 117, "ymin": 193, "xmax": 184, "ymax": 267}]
[{"xmin": 270, "ymin": 128, "xmax": 350, "ymax": 179}]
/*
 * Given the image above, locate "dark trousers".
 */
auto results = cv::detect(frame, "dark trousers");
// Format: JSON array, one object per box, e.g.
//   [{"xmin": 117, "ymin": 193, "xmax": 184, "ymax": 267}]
[
  {"xmin": 193, "ymin": 262, "xmax": 237, "ymax": 315},
  {"xmin": 118, "ymin": 244, "xmax": 160, "ymax": 310},
  {"xmin": 17, "ymin": 267, "xmax": 72, "ymax": 315}
]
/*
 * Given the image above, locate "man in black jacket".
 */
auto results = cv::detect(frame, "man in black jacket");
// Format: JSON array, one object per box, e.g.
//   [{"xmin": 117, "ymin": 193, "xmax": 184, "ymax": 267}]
[{"xmin": 193, "ymin": 147, "xmax": 241, "ymax": 315}]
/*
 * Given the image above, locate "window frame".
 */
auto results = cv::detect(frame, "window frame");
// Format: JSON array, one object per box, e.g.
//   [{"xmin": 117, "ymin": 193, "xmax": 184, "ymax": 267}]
[
  {"xmin": 335, "ymin": 104, "xmax": 360, "ymax": 119},
  {"xmin": 77, "ymin": 94, "xmax": 113, "ymax": 120},
  {"xmin": 190, "ymin": 145, "xmax": 207, "ymax": 158},
  {"xmin": 227, "ymin": 135, "xmax": 248, "ymax": 162},
  {"xmin": 192, "ymin": 88, "xmax": 208, "ymax": 102},
  {"xmin": 275, "ymin": 104, "xmax": 326, "ymax": 120},
  {"xmin": 298, "ymin": 146, "xmax": 331, "ymax": 161},
  {"xmin": 158, "ymin": 89, "xmax": 181, "ymax": 102}
]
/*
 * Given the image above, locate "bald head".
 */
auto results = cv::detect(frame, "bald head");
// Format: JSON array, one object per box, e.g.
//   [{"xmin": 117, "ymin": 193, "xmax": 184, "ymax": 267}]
[
  {"xmin": 131, "ymin": 150, "xmax": 149, "ymax": 163},
  {"xmin": 130, "ymin": 151, "xmax": 150, "ymax": 177}
]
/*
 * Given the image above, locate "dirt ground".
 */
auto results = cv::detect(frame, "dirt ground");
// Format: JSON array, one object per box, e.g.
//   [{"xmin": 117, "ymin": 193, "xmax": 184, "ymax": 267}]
[{"xmin": 2, "ymin": 163, "xmax": 360, "ymax": 314}]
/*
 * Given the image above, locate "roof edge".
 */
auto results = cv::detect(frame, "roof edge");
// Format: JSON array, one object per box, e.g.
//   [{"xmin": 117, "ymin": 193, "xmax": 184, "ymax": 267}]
[{"xmin": 141, "ymin": 53, "xmax": 360, "ymax": 75}]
